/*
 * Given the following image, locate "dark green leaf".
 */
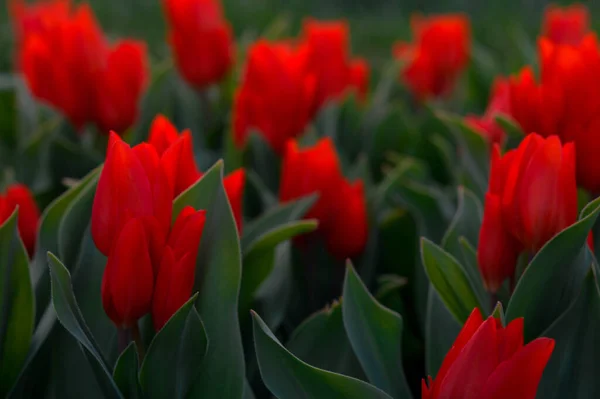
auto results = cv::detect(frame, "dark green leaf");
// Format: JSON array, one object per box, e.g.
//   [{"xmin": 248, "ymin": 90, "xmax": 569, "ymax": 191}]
[
  {"xmin": 425, "ymin": 289, "xmax": 461, "ymax": 377},
  {"xmin": 113, "ymin": 343, "xmax": 141, "ymax": 399}
]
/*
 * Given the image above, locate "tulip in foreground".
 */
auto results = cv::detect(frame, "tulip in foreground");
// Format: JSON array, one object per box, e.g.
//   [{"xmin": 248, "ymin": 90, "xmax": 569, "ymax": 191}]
[{"xmin": 422, "ymin": 308, "xmax": 554, "ymax": 399}]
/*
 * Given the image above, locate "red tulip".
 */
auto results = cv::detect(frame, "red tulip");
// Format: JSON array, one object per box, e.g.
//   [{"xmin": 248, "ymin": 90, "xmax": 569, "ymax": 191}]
[
  {"xmin": 393, "ymin": 14, "xmax": 471, "ymax": 100},
  {"xmin": 422, "ymin": 308, "xmax": 554, "ymax": 399},
  {"xmin": 543, "ymin": 4, "xmax": 589, "ymax": 45},
  {"xmin": 11, "ymin": 0, "xmax": 148, "ymax": 133},
  {"xmin": 465, "ymin": 78, "xmax": 511, "ymax": 145},
  {"xmin": 102, "ymin": 218, "xmax": 154, "ymax": 328},
  {"xmin": 0, "ymin": 184, "xmax": 40, "ymax": 256},
  {"xmin": 279, "ymin": 138, "xmax": 368, "ymax": 259},
  {"xmin": 509, "ymin": 34, "xmax": 600, "ymax": 193},
  {"xmin": 223, "ymin": 168, "xmax": 246, "ymax": 233},
  {"xmin": 302, "ymin": 19, "xmax": 369, "ymax": 113},
  {"xmin": 164, "ymin": 0, "xmax": 234, "ymax": 89},
  {"xmin": 152, "ymin": 206, "xmax": 206, "ymax": 330},
  {"xmin": 233, "ymin": 40, "xmax": 316, "ymax": 154}
]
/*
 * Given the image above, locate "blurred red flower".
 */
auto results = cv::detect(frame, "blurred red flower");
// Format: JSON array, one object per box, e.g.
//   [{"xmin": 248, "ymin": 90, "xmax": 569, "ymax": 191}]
[
  {"xmin": 393, "ymin": 14, "xmax": 471, "ymax": 100},
  {"xmin": 279, "ymin": 138, "xmax": 368, "ymax": 259},
  {"xmin": 0, "ymin": 184, "xmax": 40, "ymax": 257},
  {"xmin": 233, "ymin": 40, "xmax": 316, "ymax": 154},
  {"xmin": 422, "ymin": 308, "xmax": 554, "ymax": 399},
  {"xmin": 164, "ymin": 0, "xmax": 234, "ymax": 89},
  {"xmin": 543, "ymin": 3, "xmax": 589, "ymax": 45},
  {"xmin": 465, "ymin": 77, "xmax": 511, "ymax": 145},
  {"xmin": 11, "ymin": 0, "xmax": 148, "ymax": 133}
]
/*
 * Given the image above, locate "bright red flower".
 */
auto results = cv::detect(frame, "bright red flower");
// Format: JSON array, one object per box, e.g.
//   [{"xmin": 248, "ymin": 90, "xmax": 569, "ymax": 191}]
[
  {"xmin": 465, "ymin": 77, "xmax": 511, "ymax": 145},
  {"xmin": 223, "ymin": 168, "xmax": 246, "ymax": 233},
  {"xmin": 11, "ymin": 0, "xmax": 148, "ymax": 133},
  {"xmin": 302, "ymin": 19, "xmax": 369, "ymax": 113},
  {"xmin": 543, "ymin": 4, "xmax": 589, "ymax": 45},
  {"xmin": 477, "ymin": 134, "xmax": 577, "ymax": 292},
  {"xmin": 152, "ymin": 206, "xmax": 206, "ymax": 330},
  {"xmin": 422, "ymin": 308, "xmax": 554, "ymax": 399},
  {"xmin": 164, "ymin": 0, "xmax": 234, "ymax": 89},
  {"xmin": 393, "ymin": 14, "xmax": 471, "ymax": 100},
  {"xmin": 233, "ymin": 40, "xmax": 316, "ymax": 154},
  {"xmin": 0, "ymin": 184, "xmax": 40, "ymax": 256},
  {"xmin": 279, "ymin": 138, "xmax": 368, "ymax": 259},
  {"xmin": 509, "ymin": 34, "xmax": 600, "ymax": 193}
]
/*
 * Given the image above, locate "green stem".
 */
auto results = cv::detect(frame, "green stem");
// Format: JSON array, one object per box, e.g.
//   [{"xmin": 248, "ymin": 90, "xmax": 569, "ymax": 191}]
[{"xmin": 131, "ymin": 322, "xmax": 145, "ymax": 362}]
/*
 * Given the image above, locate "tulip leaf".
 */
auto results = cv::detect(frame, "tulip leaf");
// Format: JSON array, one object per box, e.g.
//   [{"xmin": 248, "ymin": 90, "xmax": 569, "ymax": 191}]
[
  {"xmin": 494, "ymin": 113, "xmax": 523, "ymax": 140},
  {"xmin": 113, "ymin": 343, "xmax": 141, "ymax": 399},
  {"xmin": 140, "ymin": 294, "xmax": 207, "ymax": 399},
  {"xmin": 0, "ymin": 211, "xmax": 34, "ymax": 396},
  {"xmin": 420, "ymin": 238, "xmax": 484, "ymax": 323},
  {"xmin": 252, "ymin": 311, "xmax": 393, "ymax": 399},
  {"xmin": 244, "ymin": 220, "xmax": 317, "ymax": 257},
  {"xmin": 247, "ymin": 132, "xmax": 280, "ymax": 193},
  {"xmin": 537, "ymin": 268, "xmax": 600, "ymax": 398},
  {"xmin": 47, "ymin": 252, "xmax": 122, "ymax": 398},
  {"xmin": 425, "ymin": 289, "xmax": 461, "ymax": 377},
  {"xmin": 173, "ymin": 161, "xmax": 245, "ymax": 398},
  {"xmin": 506, "ymin": 196, "xmax": 600, "ymax": 341},
  {"xmin": 342, "ymin": 263, "xmax": 413, "ymax": 399}
]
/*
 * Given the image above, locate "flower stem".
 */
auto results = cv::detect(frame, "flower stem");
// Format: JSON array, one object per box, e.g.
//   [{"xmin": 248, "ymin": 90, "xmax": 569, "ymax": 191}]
[
  {"xmin": 117, "ymin": 328, "xmax": 131, "ymax": 354},
  {"xmin": 131, "ymin": 322, "xmax": 145, "ymax": 362}
]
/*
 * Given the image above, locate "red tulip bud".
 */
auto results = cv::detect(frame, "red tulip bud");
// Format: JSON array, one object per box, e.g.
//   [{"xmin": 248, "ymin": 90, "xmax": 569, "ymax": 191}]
[
  {"xmin": 543, "ymin": 4, "xmax": 589, "ymax": 45},
  {"xmin": 0, "ymin": 184, "xmax": 40, "ymax": 256}
]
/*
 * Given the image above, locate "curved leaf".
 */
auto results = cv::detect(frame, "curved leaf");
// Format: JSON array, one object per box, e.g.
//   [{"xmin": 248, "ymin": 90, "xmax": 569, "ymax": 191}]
[{"xmin": 113, "ymin": 343, "xmax": 141, "ymax": 399}]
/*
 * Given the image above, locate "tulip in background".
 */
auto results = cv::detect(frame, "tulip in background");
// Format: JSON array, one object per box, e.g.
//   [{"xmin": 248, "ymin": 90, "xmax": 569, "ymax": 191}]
[
  {"xmin": 11, "ymin": 0, "xmax": 148, "ymax": 133},
  {"xmin": 465, "ymin": 77, "xmax": 511, "ymax": 145},
  {"xmin": 163, "ymin": 0, "xmax": 234, "ymax": 89},
  {"xmin": 543, "ymin": 3, "xmax": 590, "ymax": 45},
  {"xmin": 279, "ymin": 137, "xmax": 368, "ymax": 259},
  {"xmin": 393, "ymin": 13, "xmax": 471, "ymax": 100},
  {"xmin": 422, "ymin": 308, "xmax": 554, "ymax": 399},
  {"xmin": 477, "ymin": 134, "xmax": 577, "ymax": 292},
  {"xmin": 0, "ymin": 184, "xmax": 40, "ymax": 256}
]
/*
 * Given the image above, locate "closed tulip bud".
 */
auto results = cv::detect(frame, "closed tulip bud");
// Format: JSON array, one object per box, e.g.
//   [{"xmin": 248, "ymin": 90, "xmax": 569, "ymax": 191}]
[
  {"xmin": 152, "ymin": 206, "xmax": 206, "ymax": 330},
  {"xmin": 102, "ymin": 218, "xmax": 154, "ymax": 328},
  {"xmin": 348, "ymin": 58, "xmax": 369, "ymax": 102},
  {"xmin": 0, "ymin": 184, "xmax": 40, "ymax": 256},
  {"xmin": 164, "ymin": 0, "xmax": 234, "ymax": 89},
  {"xmin": 422, "ymin": 309, "xmax": 554, "ymax": 399},
  {"xmin": 393, "ymin": 14, "xmax": 471, "ymax": 100},
  {"xmin": 233, "ymin": 40, "xmax": 316, "ymax": 154},
  {"xmin": 543, "ymin": 4, "xmax": 589, "ymax": 45},
  {"xmin": 148, "ymin": 114, "xmax": 181, "ymax": 155}
]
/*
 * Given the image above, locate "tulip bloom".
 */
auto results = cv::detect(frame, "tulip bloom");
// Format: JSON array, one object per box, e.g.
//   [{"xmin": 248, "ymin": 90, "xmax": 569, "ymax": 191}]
[
  {"xmin": 422, "ymin": 308, "xmax": 554, "ymax": 399},
  {"xmin": 11, "ymin": 0, "xmax": 148, "ymax": 133},
  {"xmin": 280, "ymin": 138, "xmax": 368, "ymax": 259},
  {"xmin": 0, "ymin": 184, "xmax": 40, "ymax": 256},
  {"xmin": 302, "ymin": 19, "xmax": 369, "ymax": 113},
  {"xmin": 233, "ymin": 40, "xmax": 316, "ymax": 154},
  {"xmin": 164, "ymin": 0, "xmax": 234, "ymax": 89},
  {"xmin": 465, "ymin": 78, "xmax": 511, "ymax": 145},
  {"xmin": 543, "ymin": 4, "xmax": 589, "ymax": 45},
  {"xmin": 509, "ymin": 34, "xmax": 600, "ymax": 193},
  {"xmin": 393, "ymin": 14, "xmax": 471, "ymax": 100},
  {"xmin": 477, "ymin": 134, "xmax": 577, "ymax": 292}
]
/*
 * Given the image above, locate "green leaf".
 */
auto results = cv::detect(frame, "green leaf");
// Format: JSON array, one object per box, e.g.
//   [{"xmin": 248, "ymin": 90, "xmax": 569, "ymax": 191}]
[
  {"xmin": 113, "ymin": 343, "xmax": 141, "ymax": 399},
  {"xmin": 47, "ymin": 252, "xmax": 122, "ymax": 398},
  {"xmin": 140, "ymin": 294, "xmax": 207, "ymax": 399},
  {"xmin": 252, "ymin": 311, "xmax": 393, "ymax": 399},
  {"xmin": 342, "ymin": 263, "xmax": 412, "ymax": 399},
  {"xmin": 425, "ymin": 289, "xmax": 461, "ymax": 377},
  {"xmin": 247, "ymin": 132, "xmax": 280, "ymax": 193},
  {"xmin": 420, "ymin": 238, "xmax": 484, "ymax": 323},
  {"xmin": 173, "ymin": 161, "xmax": 245, "ymax": 398},
  {"xmin": 244, "ymin": 220, "xmax": 317, "ymax": 257},
  {"xmin": 491, "ymin": 301, "xmax": 505, "ymax": 326},
  {"xmin": 537, "ymin": 269, "xmax": 600, "ymax": 398},
  {"xmin": 494, "ymin": 113, "xmax": 523, "ymax": 139},
  {"xmin": 0, "ymin": 211, "xmax": 34, "ymax": 396},
  {"xmin": 506, "ymin": 196, "xmax": 600, "ymax": 341}
]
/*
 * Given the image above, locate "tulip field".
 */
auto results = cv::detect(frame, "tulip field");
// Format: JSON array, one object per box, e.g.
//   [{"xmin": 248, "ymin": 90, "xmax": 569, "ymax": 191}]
[{"xmin": 2, "ymin": 0, "xmax": 600, "ymax": 398}]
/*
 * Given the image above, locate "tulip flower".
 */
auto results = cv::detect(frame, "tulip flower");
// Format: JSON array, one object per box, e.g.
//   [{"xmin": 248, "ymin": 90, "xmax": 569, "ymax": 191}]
[
  {"xmin": 393, "ymin": 14, "xmax": 471, "ymax": 100},
  {"xmin": 477, "ymin": 134, "xmax": 577, "ymax": 292},
  {"xmin": 11, "ymin": 0, "xmax": 148, "ymax": 133},
  {"xmin": 465, "ymin": 78, "xmax": 511, "ymax": 145},
  {"xmin": 301, "ymin": 19, "xmax": 369, "ymax": 113},
  {"xmin": 233, "ymin": 40, "xmax": 316, "ymax": 154},
  {"xmin": 279, "ymin": 138, "xmax": 368, "ymax": 259},
  {"xmin": 0, "ymin": 184, "xmax": 40, "ymax": 256},
  {"xmin": 164, "ymin": 0, "xmax": 234, "ymax": 89},
  {"xmin": 422, "ymin": 308, "xmax": 554, "ymax": 399},
  {"xmin": 543, "ymin": 4, "xmax": 589, "ymax": 45}
]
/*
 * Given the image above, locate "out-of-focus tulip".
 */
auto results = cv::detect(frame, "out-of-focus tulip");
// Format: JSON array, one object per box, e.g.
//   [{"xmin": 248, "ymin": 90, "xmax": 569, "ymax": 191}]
[
  {"xmin": 509, "ymin": 34, "xmax": 600, "ymax": 193},
  {"xmin": 164, "ymin": 0, "xmax": 234, "ymax": 89},
  {"xmin": 302, "ymin": 19, "xmax": 369, "ymax": 113},
  {"xmin": 279, "ymin": 138, "xmax": 368, "ymax": 259},
  {"xmin": 152, "ymin": 206, "xmax": 206, "ymax": 330},
  {"xmin": 0, "ymin": 184, "xmax": 40, "ymax": 256},
  {"xmin": 11, "ymin": 0, "xmax": 148, "ymax": 133},
  {"xmin": 465, "ymin": 78, "xmax": 511, "ymax": 145},
  {"xmin": 422, "ymin": 308, "xmax": 554, "ymax": 399},
  {"xmin": 543, "ymin": 4, "xmax": 589, "ymax": 45},
  {"xmin": 477, "ymin": 134, "xmax": 577, "ymax": 292},
  {"xmin": 233, "ymin": 40, "xmax": 316, "ymax": 154},
  {"xmin": 393, "ymin": 14, "xmax": 471, "ymax": 100},
  {"xmin": 223, "ymin": 168, "xmax": 246, "ymax": 232}
]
